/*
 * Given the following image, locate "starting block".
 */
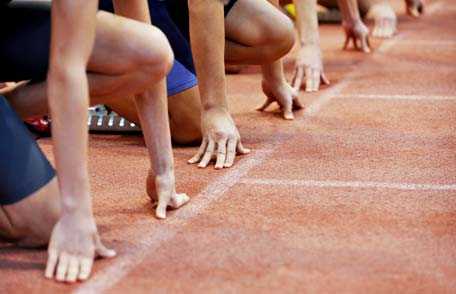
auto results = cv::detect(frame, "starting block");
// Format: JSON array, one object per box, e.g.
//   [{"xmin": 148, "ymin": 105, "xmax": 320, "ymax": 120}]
[{"xmin": 88, "ymin": 105, "xmax": 141, "ymax": 133}]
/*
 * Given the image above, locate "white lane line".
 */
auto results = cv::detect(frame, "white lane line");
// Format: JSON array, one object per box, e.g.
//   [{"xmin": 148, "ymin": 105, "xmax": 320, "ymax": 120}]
[
  {"xmin": 337, "ymin": 94, "xmax": 456, "ymax": 101},
  {"xmin": 240, "ymin": 178, "xmax": 456, "ymax": 191},
  {"xmin": 75, "ymin": 13, "xmax": 409, "ymax": 294},
  {"xmin": 426, "ymin": 1, "xmax": 445, "ymax": 14},
  {"xmin": 397, "ymin": 40, "xmax": 456, "ymax": 47},
  {"xmin": 74, "ymin": 150, "xmax": 272, "ymax": 294},
  {"xmin": 304, "ymin": 35, "xmax": 403, "ymax": 116}
]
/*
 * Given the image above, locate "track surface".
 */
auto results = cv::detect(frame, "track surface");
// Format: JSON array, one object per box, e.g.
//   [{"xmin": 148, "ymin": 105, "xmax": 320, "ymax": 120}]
[{"xmin": 1, "ymin": 1, "xmax": 456, "ymax": 293}]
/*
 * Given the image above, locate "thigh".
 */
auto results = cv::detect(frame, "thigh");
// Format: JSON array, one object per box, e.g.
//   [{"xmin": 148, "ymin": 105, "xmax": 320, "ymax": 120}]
[
  {"xmin": 1, "ymin": 178, "xmax": 60, "ymax": 247},
  {"xmin": 0, "ymin": 96, "xmax": 55, "ymax": 205},
  {"xmin": 224, "ymin": 0, "xmax": 290, "ymax": 46},
  {"xmin": 0, "ymin": 96, "xmax": 59, "ymax": 246},
  {"xmin": 106, "ymin": 85, "xmax": 202, "ymax": 145}
]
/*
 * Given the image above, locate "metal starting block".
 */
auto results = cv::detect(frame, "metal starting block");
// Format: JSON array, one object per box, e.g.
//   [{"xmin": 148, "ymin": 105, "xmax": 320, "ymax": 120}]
[{"xmin": 88, "ymin": 105, "xmax": 141, "ymax": 133}]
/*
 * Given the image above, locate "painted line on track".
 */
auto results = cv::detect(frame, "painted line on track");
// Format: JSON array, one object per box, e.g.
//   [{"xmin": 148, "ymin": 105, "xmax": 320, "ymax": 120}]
[
  {"xmin": 74, "ymin": 7, "xmax": 430, "ymax": 293},
  {"xmin": 336, "ymin": 94, "xmax": 456, "ymax": 101},
  {"xmin": 240, "ymin": 178, "xmax": 456, "ymax": 192},
  {"xmin": 74, "ymin": 150, "xmax": 273, "ymax": 294}
]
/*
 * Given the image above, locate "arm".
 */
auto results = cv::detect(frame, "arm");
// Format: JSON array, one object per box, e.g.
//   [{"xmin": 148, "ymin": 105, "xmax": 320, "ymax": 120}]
[
  {"xmin": 291, "ymin": 0, "xmax": 330, "ymax": 92},
  {"xmin": 338, "ymin": 0, "xmax": 371, "ymax": 52},
  {"xmin": 257, "ymin": 0, "xmax": 303, "ymax": 120},
  {"xmin": 112, "ymin": 0, "xmax": 189, "ymax": 218},
  {"xmin": 187, "ymin": 0, "xmax": 249, "ymax": 169},
  {"xmin": 45, "ymin": 0, "xmax": 115, "ymax": 283}
]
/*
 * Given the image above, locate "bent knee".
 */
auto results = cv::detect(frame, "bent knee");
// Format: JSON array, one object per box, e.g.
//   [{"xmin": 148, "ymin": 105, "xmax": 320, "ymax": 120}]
[
  {"xmin": 132, "ymin": 27, "xmax": 174, "ymax": 85},
  {"xmin": 256, "ymin": 15, "xmax": 295, "ymax": 62}
]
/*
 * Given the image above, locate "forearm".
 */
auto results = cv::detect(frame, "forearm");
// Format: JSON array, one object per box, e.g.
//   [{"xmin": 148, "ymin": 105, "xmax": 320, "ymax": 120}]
[
  {"xmin": 338, "ymin": 0, "xmax": 363, "ymax": 24},
  {"xmin": 188, "ymin": 0, "xmax": 227, "ymax": 110},
  {"xmin": 135, "ymin": 81, "xmax": 174, "ymax": 178},
  {"xmin": 48, "ymin": 0, "xmax": 98, "ymax": 214},
  {"xmin": 261, "ymin": 0, "xmax": 286, "ymax": 83},
  {"xmin": 295, "ymin": 0, "xmax": 320, "ymax": 46}
]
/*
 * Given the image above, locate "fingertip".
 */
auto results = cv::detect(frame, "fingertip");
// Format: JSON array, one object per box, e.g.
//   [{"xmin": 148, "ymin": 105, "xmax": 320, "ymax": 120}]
[{"xmin": 156, "ymin": 203, "xmax": 167, "ymax": 219}]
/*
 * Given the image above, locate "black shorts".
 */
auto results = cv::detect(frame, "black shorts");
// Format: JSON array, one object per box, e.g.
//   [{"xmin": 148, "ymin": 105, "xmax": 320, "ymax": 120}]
[{"xmin": 0, "ymin": 95, "xmax": 55, "ymax": 205}]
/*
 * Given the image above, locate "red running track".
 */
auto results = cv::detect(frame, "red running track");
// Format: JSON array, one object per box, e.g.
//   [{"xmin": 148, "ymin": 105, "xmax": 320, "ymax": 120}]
[{"xmin": 1, "ymin": 0, "xmax": 455, "ymax": 292}]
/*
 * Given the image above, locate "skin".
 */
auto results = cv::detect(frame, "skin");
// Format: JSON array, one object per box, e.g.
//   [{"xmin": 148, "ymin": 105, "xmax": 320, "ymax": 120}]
[
  {"xmin": 2, "ymin": 0, "xmax": 188, "ymax": 283},
  {"xmin": 362, "ymin": 0, "xmax": 397, "ymax": 39},
  {"xmin": 406, "ymin": 0, "xmax": 424, "ymax": 17},
  {"xmin": 186, "ymin": 0, "xmax": 295, "ymax": 169},
  {"xmin": 62, "ymin": 0, "xmax": 296, "ymax": 151},
  {"xmin": 319, "ymin": 0, "xmax": 371, "ymax": 52},
  {"xmin": 290, "ymin": 0, "xmax": 330, "ymax": 92}
]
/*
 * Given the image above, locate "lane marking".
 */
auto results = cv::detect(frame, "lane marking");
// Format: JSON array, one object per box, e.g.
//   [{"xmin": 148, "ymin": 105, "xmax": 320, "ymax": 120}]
[
  {"xmin": 74, "ymin": 150, "xmax": 272, "ymax": 294},
  {"xmin": 75, "ymin": 10, "xmax": 423, "ymax": 293},
  {"xmin": 240, "ymin": 178, "xmax": 456, "ymax": 191},
  {"xmin": 337, "ymin": 94, "xmax": 456, "ymax": 101},
  {"xmin": 396, "ymin": 40, "xmax": 456, "ymax": 47},
  {"xmin": 304, "ymin": 35, "xmax": 403, "ymax": 116}
]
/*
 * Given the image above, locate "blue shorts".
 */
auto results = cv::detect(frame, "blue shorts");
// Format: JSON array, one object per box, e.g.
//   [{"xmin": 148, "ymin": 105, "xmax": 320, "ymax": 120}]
[{"xmin": 0, "ymin": 95, "xmax": 55, "ymax": 205}]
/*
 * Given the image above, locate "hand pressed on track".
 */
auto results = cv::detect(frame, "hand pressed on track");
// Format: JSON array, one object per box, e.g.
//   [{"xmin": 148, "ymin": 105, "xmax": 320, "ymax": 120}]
[
  {"xmin": 188, "ymin": 107, "xmax": 250, "ymax": 169},
  {"xmin": 45, "ymin": 212, "xmax": 116, "ymax": 283}
]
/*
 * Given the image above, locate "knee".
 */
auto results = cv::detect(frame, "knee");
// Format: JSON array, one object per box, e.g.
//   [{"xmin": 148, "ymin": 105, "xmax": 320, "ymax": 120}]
[
  {"xmin": 130, "ymin": 26, "xmax": 174, "ymax": 88},
  {"xmin": 258, "ymin": 15, "xmax": 295, "ymax": 62}
]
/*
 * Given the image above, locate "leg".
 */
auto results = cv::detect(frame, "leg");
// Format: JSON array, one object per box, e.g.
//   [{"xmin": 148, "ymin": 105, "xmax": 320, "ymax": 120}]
[
  {"xmin": 224, "ymin": 0, "xmax": 295, "ymax": 65},
  {"xmin": 3, "ymin": 9, "xmax": 172, "ymax": 119},
  {"xmin": 0, "ymin": 178, "xmax": 60, "ymax": 248},
  {"xmin": 0, "ymin": 96, "xmax": 60, "ymax": 248},
  {"xmin": 106, "ymin": 86, "xmax": 202, "ymax": 145}
]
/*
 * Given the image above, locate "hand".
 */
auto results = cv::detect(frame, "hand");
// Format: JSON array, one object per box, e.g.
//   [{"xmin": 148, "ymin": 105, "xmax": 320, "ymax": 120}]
[
  {"xmin": 45, "ymin": 212, "xmax": 116, "ymax": 283},
  {"xmin": 367, "ymin": 3, "xmax": 397, "ymax": 38},
  {"xmin": 188, "ymin": 107, "xmax": 250, "ymax": 169},
  {"xmin": 342, "ymin": 20, "xmax": 371, "ymax": 53},
  {"xmin": 291, "ymin": 44, "xmax": 330, "ymax": 93},
  {"xmin": 147, "ymin": 172, "xmax": 190, "ymax": 219},
  {"xmin": 406, "ymin": 0, "xmax": 424, "ymax": 17},
  {"xmin": 258, "ymin": 79, "xmax": 303, "ymax": 120}
]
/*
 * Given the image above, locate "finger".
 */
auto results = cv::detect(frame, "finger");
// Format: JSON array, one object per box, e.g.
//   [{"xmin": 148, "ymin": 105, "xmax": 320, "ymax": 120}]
[
  {"xmin": 256, "ymin": 97, "xmax": 274, "ymax": 111},
  {"xmin": 78, "ymin": 257, "xmax": 93, "ymax": 281},
  {"xmin": 313, "ymin": 70, "xmax": 321, "ymax": 91},
  {"xmin": 304, "ymin": 68, "xmax": 313, "ymax": 92},
  {"xmin": 45, "ymin": 249, "xmax": 58, "ymax": 279},
  {"xmin": 224, "ymin": 138, "xmax": 237, "ymax": 168},
  {"xmin": 361, "ymin": 35, "xmax": 371, "ymax": 53},
  {"xmin": 372, "ymin": 20, "xmax": 380, "ymax": 37},
  {"xmin": 281, "ymin": 93, "xmax": 294, "ymax": 120},
  {"xmin": 236, "ymin": 140, "xmax": 251, "ymax": 155},
  {"xmin": 188, "ymin": 138, "xmax": 208, "ymax": 164},
  {"xmin": 56, "ymin": 252, "xmax": 70, "ymax": 282},
  {"xmin": 292, "ymin": 66, "xmax": 304, "ymax": 92},
  {"xmin": 198, "ymin": 139, "xmax": 215, "ymax": 168},
  {"xmin": 321, "ymin": 72, "xmax": 330, "ymax": 85},
  {"xmin": 66, "ymin": 256, "xmax": 79, "ymax": 283},
  {"xmin": 170, "ymin": 193, "xmax": 190, "ymax": 209},
  {"xmin": 215, "ymin": 138, "xmax": 227, "ymax": 169},
  {"xmin": 156, "ymin": 199, "xmax": 168, "ymax": 219},
  {"xmin": 343, "ymin": 34, "xmax": 350, "ymax": 50},
  {"xmin": 95, "ymin": 234, "xmax": 116, "ymax": 258}
]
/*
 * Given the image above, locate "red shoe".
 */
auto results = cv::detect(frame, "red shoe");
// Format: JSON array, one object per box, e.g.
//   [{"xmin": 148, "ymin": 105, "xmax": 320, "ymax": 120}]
[{"xmin": 24, "ymin": 116, "xmax": 51, "ymax": 138}]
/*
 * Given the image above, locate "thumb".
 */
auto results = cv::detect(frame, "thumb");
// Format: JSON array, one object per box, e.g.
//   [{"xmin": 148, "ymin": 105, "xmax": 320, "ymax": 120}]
[
  {"xmin": 95, "ymin": 235, "xmax": 116, "ymax": 258},
  {"xmin": 156, "ymin": 199, "xmax": 168, "ymax": 219}
]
